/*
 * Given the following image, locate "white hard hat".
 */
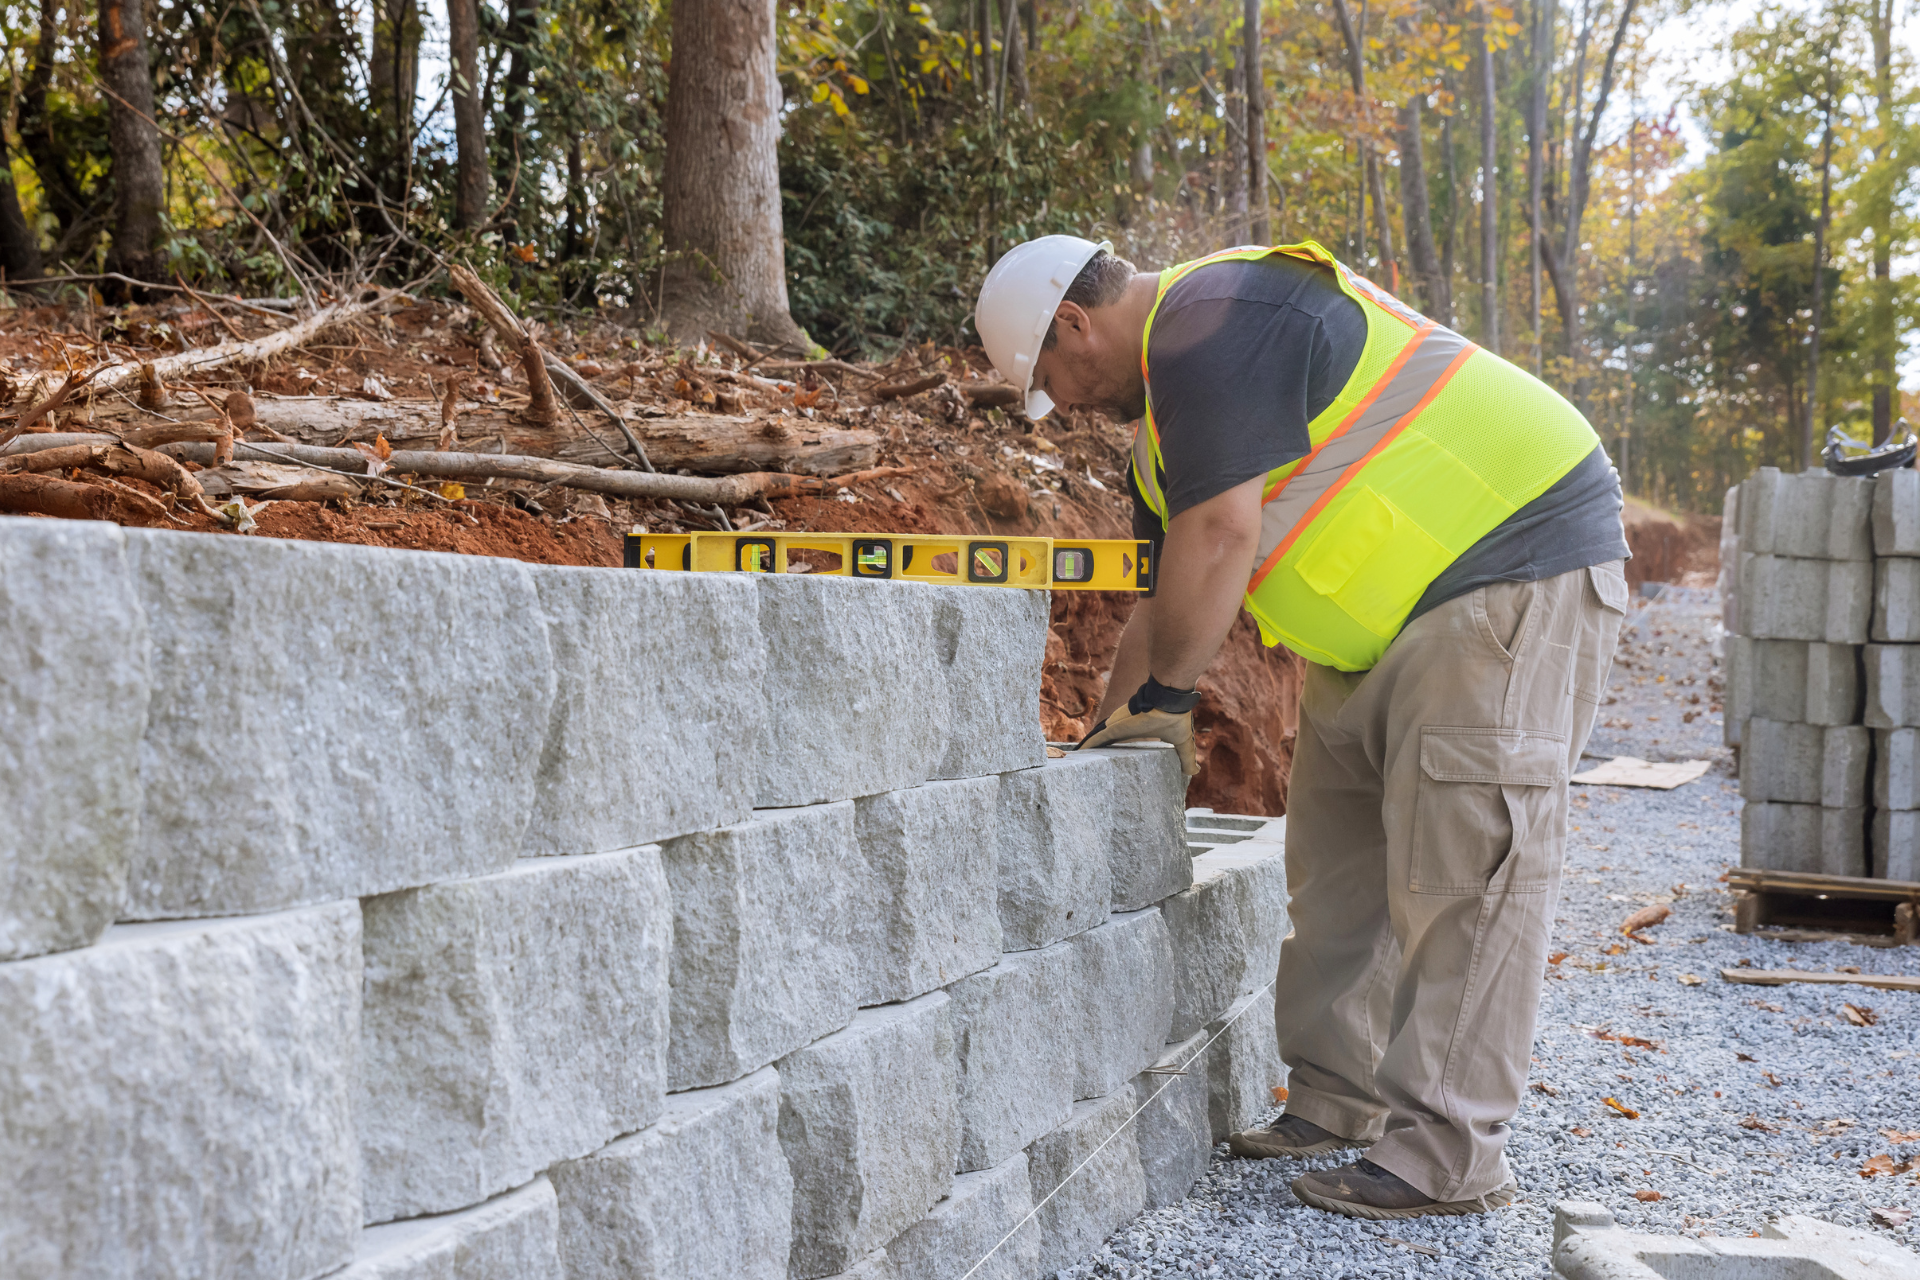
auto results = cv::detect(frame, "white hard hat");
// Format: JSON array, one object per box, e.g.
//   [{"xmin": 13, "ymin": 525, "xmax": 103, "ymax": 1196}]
[{"xmin": 974, "ymin": 235, "xmax": 1112, "ymax": 419}]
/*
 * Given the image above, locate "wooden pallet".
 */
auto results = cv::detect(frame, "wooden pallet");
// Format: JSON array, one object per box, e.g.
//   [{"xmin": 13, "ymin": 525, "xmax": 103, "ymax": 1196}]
[{"xmin": 1729, "ymin": 868, "xmax": 1920, "ymax": 947}]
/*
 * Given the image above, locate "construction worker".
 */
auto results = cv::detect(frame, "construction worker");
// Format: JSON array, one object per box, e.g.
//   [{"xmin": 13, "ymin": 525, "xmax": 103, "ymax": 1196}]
[{"xmin": 974, "ymin": 236, "xmax": 1628, "ymax": 1220}]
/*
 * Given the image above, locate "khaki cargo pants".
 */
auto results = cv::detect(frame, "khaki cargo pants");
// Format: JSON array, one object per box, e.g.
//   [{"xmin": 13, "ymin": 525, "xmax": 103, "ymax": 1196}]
[{"xmin": 1273, "ymin": 561, "xmax": 1628, "ymax": 1201}]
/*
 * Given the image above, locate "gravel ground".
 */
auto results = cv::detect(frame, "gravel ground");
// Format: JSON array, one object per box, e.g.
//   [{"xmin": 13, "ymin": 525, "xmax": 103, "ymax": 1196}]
[{"xmin": 1065, "ymin": 586, "xmax": 1920, "ymax": 1278}]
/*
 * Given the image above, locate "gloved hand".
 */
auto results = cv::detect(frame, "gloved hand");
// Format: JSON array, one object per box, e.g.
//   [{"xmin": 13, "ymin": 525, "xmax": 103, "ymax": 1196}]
[{"xmin": 1077, "ymin": 675, "xmax": 1201, "ymax": 776}]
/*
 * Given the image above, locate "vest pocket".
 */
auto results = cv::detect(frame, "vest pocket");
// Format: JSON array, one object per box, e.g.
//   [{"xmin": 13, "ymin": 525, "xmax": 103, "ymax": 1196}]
[
  {"xmin": 1295, "ymin": 486, "xmax": 1455, "ymax": 639},
  {"xmin": 1410, "ymin": 726, "xmax": 1567, "ymax": 895}
]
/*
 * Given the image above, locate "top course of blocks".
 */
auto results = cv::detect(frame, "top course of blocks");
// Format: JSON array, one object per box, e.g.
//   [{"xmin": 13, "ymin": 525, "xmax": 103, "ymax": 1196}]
[{"xmin": 1741, "ymin": 467, "xmax": 1873, "ymax": 561}]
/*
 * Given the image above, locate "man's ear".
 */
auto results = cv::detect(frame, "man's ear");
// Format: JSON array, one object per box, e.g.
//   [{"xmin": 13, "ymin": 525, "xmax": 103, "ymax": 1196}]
[{"xmin": 1053, "ymin": 300, "xmax": 1093, "ymax": 344}]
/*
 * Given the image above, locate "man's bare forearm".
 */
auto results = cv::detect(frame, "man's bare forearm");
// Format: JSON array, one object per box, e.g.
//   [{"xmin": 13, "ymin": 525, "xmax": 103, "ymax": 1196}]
[
  {"xmin": 1093, "ymin": 597, "xmax": 1154, "ymax": 725},
  {"xmin": 1144, "ymin": 474, "xmax": 1264, "ymax": 688}
]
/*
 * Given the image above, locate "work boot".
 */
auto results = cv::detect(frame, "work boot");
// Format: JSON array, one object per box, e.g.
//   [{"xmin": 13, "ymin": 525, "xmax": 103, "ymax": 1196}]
[
  {"xmin": 1290, "ymin": 1158, "xmax": 1520, "ymax": 1220},
  {"xmin": 1226, "ymin": 1113, "xmax": 1369, "ymax": 1159}
]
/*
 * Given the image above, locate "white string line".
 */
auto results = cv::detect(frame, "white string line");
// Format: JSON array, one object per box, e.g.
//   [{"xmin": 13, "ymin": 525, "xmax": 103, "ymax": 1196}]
[{"xmin": 956, "ymin": 976, "xmax": 1281, "ymax": 1280}]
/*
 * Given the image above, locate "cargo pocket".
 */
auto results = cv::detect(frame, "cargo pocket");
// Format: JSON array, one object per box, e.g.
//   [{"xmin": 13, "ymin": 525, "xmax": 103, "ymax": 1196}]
[
  {"xmin": 1410, "ymin": 727, "xmax": 1567, "ymax": 895},
  {"xmin": 1570, "ymin": 561, "xmax": 1630, "ymax": 705}
]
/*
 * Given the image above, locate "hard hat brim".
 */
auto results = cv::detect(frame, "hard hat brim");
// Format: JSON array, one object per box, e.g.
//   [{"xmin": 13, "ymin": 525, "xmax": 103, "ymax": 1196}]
[{"xmin": 1025, "ymin": 387, "xmax": 1054, "ymax": 419}]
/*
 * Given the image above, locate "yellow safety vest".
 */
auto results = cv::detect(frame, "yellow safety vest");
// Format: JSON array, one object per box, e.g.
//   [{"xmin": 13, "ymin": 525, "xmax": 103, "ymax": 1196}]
[{"xmin": 1132, "ymin": 242, "xmax": 1598, "ymax": 671}]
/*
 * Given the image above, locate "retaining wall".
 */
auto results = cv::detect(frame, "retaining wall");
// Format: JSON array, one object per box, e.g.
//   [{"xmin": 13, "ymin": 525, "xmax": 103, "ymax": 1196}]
[{"xmin": 0, "ymin": 517, "xmax": 1289, "ymax": 1280}]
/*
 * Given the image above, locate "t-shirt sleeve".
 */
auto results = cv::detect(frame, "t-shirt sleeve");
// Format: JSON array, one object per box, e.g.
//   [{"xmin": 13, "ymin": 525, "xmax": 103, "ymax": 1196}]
[{"xmin": 1146, "ymin": 296, "xmax": 1328, "ymax": 518}]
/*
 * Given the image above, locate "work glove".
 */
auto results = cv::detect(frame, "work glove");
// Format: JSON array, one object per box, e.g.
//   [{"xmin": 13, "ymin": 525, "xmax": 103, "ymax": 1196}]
[{"xmin": 1077, "ymin": 675, "xmax": 1202, "ymax": 776}]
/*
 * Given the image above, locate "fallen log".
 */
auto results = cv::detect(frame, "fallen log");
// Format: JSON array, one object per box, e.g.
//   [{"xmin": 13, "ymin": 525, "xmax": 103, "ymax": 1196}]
[
  {"xmin": 873, "ymin": 372, "xmax": 947, "ymax": 401},
  {"xmin": 198, "ymin": 460, "xmax": 362, "ymax": 502},
  {"xmin": 449, "ymin": 264, "xmax": 560, "ymax": 428},
  {"xmin": 0, "ymin": 441, "xmax": 204, "ymax": 497},
  {"xmin": 0, "ymin": 473, "xmax": 117, "ymax": 520},
  {"xmin": 554, "ymin": 414, "xmax": 879, "ymax": 476},
  {"xmin": 960, "ymin": 382, "xmax": 1022, "ymax": 409}
]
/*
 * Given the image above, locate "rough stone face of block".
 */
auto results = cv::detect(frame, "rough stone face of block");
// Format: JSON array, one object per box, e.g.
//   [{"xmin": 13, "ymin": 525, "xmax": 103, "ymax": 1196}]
[
  {"xmin": 333, "ymin": 1178, "xmax": 561, "ymax": 1280},
  {"xmin": 852, "ymin": 778, "xmax": 1001, "ymax": 1006},
  {"xmin": 1205, "ymin": 990, "xmax": 1285, "ymax": 1143},
  {"xmin": 929, "ymin": 586, "xmax": 1048, "ymax": 781},
  {"xmin": 883, "ymin": 1152, "xmax": 1041, "ymax": 1280},
  {"xmin": 995, "ymin": 754, "xmax": 1113, "ymax": 950},
  {"xmin": 122, "ymin": 532, "xmax": 554, "ymax": 918},
  {"xmin": 1875, "ymin": 559, "xmax": 1920, "ymax": 642},
  {"xmin": 1741, "ymin": 802, "xmax": 1868, "ymax": 877},
  {"xmin": 753, "ymin": 576, "xmax": 947, "ymax": 808},
  {"xmin": 551, "ymin": 1067, "xmax": 792, "ymax": 1280},
  {"xmin": 1871, "ymin": 809, "xmax": 1920, "ymax": 881},
  {"xmin": 1027, "ymin": 1092, "xmax": 1148, "ymax": 1276},
  {"xmin": 1734, "ymin": 641, "xmax": 1861, "ymax": 727},
  {"xmin": 1874, "ymin": 728, "xmax": 1920, "ymax": 810},
  {"xmin": 1740, "ymin": 554, "xmax": 1871, "ymax": 643},
  {"xmin": 1739, "ymin": 467, "xmax": 1873, "ymax": 560},
  {"xmin": 1723, "ymin": 633, "xmax": 1749, "ymax": 746},
  {"xmin": 1874, "ymin": 467, "xmax": 1920, "ymax": 556},
  {"xmin": 821, "ymin": 1251, "xmax": 892, "ymax": 1280},
  {"xmin": 1163, "ymin": 843, "xmax": 1290, "ymax": 1041},
  {"xmin": 1740, "ymin": 721, "xmax": 1867, "ymax": 807},
  {"xmin": 1864, "ymin": 643, "xmax": 1920, "ymax": 728},
  {"xmin": 1131, "ymin": 1033, "xmax": 1212, "ymax": 1210},
  {"xmin": 360, "ymin": 849, "xmax": 672, "ymax": 1223},
  {"xmin": 662, "ymin": 803, "xmax": 861, "ymax": 1089},
  {"xmin": 0, "ymin": 518, "xmax": 148, "ymax": 960},
  {"xmin": 522, "ymin": 568, "xmax": 762, "ymax": 856},
  {"xmin": 1804, "ymin": 643, "xmax": 1864, "ymax": 724},
  {"xmin": 0, "ymin": 904, "xmax": 361, "ymax": 1280},
  {"xmin": 1068, "ymin": 908, "xmax": 1175, "ymax": 1100},
  {"xmin": 1087, "ymin": 744, "xmax": 1194, "ymax": 911},
  {"xmin": 946, "ymin": 945, "xmax": 1076, "ymax": 1172},
  {"xmin": 778, "ymin": 993, "xmax": 959, "ymax": 1280}
]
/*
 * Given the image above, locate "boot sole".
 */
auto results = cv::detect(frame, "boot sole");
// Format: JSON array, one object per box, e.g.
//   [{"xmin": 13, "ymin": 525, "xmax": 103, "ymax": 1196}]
[
  {"xmin": 1226, "ymin": 1132, "xmax": 1371, "ymax": 1160},
  {"xmin": 1289, "ymin": 1175, "xmax": 1519, "ymax": 1220}
]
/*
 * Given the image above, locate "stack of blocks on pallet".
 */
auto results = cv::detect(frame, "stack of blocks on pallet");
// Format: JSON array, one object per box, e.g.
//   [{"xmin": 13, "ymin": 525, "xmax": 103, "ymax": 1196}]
[
  {"xmin": 1726, "ymin": 467, "xmax": 1920, "ymax": 880},
  {"xmin": 0, "ymin": 517, "xmax": 1290, "ymax": 1280}
]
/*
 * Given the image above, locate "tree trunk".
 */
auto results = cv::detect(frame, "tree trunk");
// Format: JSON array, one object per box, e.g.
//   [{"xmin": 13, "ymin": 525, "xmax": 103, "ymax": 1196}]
[
  {"xmin": 0, "ymin": 139, "xmax": 41, "ymax": 281},
  {"xmin": 98, "ymin": 0, "xmax": 165, "ymax": 290},
  {"xmin": 496, "ymin": 0, "xmax": 538, "ymax": 242},
  {"xmin": 1872, "ymin": 0, "xmax": 1896, "ymax": 443},
  {"xmin": 1806, "ymin": 88, "xmax": 1834, "ymax": 472},
  {"xmin": 1527, "ymin": 0, "xmax": 1554, "ymax": 374},
  {"xmin": 448, "ymin": 0, "xmax": 488, "ymax": 229},
  {"xmin": 659, "ymin": 0, "xmax": 806, "ymax": 347},
  {"xmin": 1223, "ymin": 51, "xmax": 1249, "ymax": 244},
  {"xmin": 1480, "ymin": 10, "xmax": 1499, "ymax": 354},
  {"xmin": 368, "ymin": 0, "xmax": 422, "ymax": 195},
  {"xmin": 1329, "ymin": 0, "xmax": 1396, "ymax": 286},
  {"xmin": 1396, "ymin": 96, "xmax": 1445, "ymax": 322},
  {"xmin": 22, "ymin": 0, "xmax": 93, "ymax": 253},
  {"xmin": 1244, "ymin": 0, "xmax": 1271, "ymax": 243},
  {"xmin": 999, "ymin": 0, "xmax": 1029, "ymax": 114},
  {"xmin": 1560, "ymin": 0, "xmax": 1635, "ymax": 381},
  {"xmin": 1441, "ymin": 76, "xmax": 1459, "ymax": 318}
]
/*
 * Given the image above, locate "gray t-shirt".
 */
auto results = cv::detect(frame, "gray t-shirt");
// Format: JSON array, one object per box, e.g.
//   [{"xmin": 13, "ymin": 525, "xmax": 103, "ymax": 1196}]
[{"xmin": 1131, "ymin": 254, "xmax": 1628, "ymax": 625}]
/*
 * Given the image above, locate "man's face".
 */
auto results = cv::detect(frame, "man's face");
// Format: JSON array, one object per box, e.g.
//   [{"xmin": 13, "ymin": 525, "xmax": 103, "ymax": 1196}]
[{"xmin": 1030, "ymin": 301, "xmax": 1147, "ymax": 423}]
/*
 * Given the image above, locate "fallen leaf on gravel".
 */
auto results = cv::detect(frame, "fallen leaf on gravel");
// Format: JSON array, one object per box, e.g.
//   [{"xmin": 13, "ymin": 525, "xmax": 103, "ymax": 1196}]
[
  {"xmin": 1270, "ymin": 1085, "xmax": 1288, "ymax": 1104},
  {"xmin": 1603, "ymin": 943, "xmax": 1628, "ymax": 956},
  {"xmin": 1603, "ymin": 1097, "xmax": 1641, "ymax": 1119},
  {"xmin": 1740, "ymin": 1115, "xmax": 1779, "ymax": 1133},
  {"xmin": 1381, "ymin": 1237, "xmax": 1441, "ymax": 1257},
  {"xmin": 1762, "ymin": 1071, "xmax": 1784, "ymax": 1088},
  {"xmin": 1880, "ymin": 1129, "xmax": 1920, "ymax": 1144},
  {"xmin": 1842, "ymin": 1003, "xmax": 1878, "ymax": 1026},
  {"xmin": 1570, "ymin": 1126, "xmax": 1593, "ymax": 1137},
  {"xmin": 1633, "ymin": 1189, "xmax": 1663, "ymax": 1202},
  {"xmin": 1751, "ymin": 1001, "xmax": 1784, "ymax": 1013},
  {"xmin": 1678, "ymin": 973, "xmax": 1704, "ymax": 986},
  {"xmin": 1622, "ymin": 904, "xmax": 1672, "ymax": 934},
  {"xmin": 1532, "ymin": 1082, "xmax": 1561, "ymax": 1096},
  {"xmin": 1549, "ymin": 951, "xmax": 1569, "ymax": 965},
  {"xmin": 1737, "ymin": 1052, "xmax": 1757, "ymax": 1062},
  {"xmin": 1860, "ymin": 1154, "xmax": 1916, "ymax": 1178},
  {"xmin": 1872, "ymin": 1207, "xmax": 1913, "ymax": 1229}
]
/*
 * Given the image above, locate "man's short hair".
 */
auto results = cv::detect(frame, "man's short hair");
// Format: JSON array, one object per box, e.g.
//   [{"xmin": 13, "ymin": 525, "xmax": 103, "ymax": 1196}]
[{"xmin": 1041, "ymin": 249, "xmax": 1137, "ymax": 351}]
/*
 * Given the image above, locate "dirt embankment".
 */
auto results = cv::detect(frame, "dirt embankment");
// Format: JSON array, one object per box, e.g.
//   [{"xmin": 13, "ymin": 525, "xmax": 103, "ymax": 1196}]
[{"xmin": 1621, "ymin": 497, "xmax": 1722, "ymax": 590}]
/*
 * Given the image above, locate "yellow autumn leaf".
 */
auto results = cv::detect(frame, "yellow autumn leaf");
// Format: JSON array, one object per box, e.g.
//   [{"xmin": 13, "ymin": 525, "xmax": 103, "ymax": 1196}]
[
  {"xmin": 848, "ymin": 74, "xmax": 869, "ymax": 94},
  {"xmin": 813, "ymin": 82, "xmax": 831, "ymax": 103},
  {"xmin": 829, "ymin": 90, "xmax": 850, "ymax": 117},
  {"xmin": 438, "ymin": 482, "xmax": 466, "ymax": 501},
  {"xmin": 921, "ymin": 58, "xmax": 939, "ymax": 72}
]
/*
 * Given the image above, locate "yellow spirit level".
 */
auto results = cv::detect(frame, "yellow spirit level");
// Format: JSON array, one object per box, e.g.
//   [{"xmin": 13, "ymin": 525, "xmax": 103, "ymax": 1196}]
[{"xmin": 622, "ymin": 530, "xmax": 1154, "ymax": 592}]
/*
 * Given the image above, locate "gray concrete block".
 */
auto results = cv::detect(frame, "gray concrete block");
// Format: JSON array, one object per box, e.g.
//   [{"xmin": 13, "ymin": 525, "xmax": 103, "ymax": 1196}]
[
  {"xmin": 522, "ymin": 567, "xmax": 762, "ymax": 856},
  {"xmin": 1552, "ymin": 1201, "xmax": 1920, "ymax": 1279},
  {"xmin": 662, "ymin": 803, "xmax": 862, "ymax": 1089},
  {"xmin": 0, "ymin": 904, "xmax": 361, "ymax": 1280},
  {"xmin": 996, "ymin": 754, "xmax": 1113, "ymax": 951},
  {"xmin": 1088, "ymin": 744, "xmax": 1194, "ymax": 910},
  {"xmin": 0, "ymin": 518, "xmax": 148, "ymax": 960},
  {"xmin": 1723, "ymin": 633, "xmax": 1748, "ymax": 746},
  {"xmin": 1739, "ymin": 554, "xmax": 1871, "ymax": 643},
  {"xmin": 1875, "ymin": 558, "xmax": 1920, "ymax": 642},
  {"xmin": 1205, "ymin": 990, "xmax": 1286, "ymax": 1143},
  {"xmin": 1730, "ymin": 640, "xmax": 1862, "ymax": 726},
  {"xmin": 778, "ymin": 993, "xmax": 959, "ymax": 1280},
  {"xmin": 1027, "ymin": 1092, "xmax": 1148, "ymax": 1276},
  {"xmin": 1131, "ymin": 1033, "xmax": 1212, "ymax": 1210},
  {"xmin": 1739, "ymin": 720, "xmax": 1867, "ymax": 807},
  {"xmin": 753, "ymin": 576, "xmax": 947, "ymax": 808},
  {"xmin": 1864, "ymin": 643, "xmax": 1920, "ymax": 727},
  {"xmin": 1068, "ymin": 908, "xmax": 1176, "ymax": 1100},
  {"xmin": 1873, "ymin": 728, "xmax": 1920, "ymax": 810},
  {"xmin": 1739, "ymin": 467, "xmax": 1873, "ymax": 559},
  {"xmin": 121, "ymin": 532, "xmax": 555, "ymax": 918},
  {"xmin": 946, "ymin": 945, "xmax": 1076, "ymax": 1172},
  {"xmin": 332, "ymin": 1178, "xmax": 561, "ymax": 1280},
  {"xmin": 1871, "ymin": 809, "xmax": 1920, "ymax": 881},
  {"xmin": 1805, "ymin": 643, "xmax": 1864, "ymax": 724},
  {"xmin": 821, "ymin": 1251, "xmax": 892, "ymax": 1280},
  {"xmin": 1163, "ymin": 843, "xmax": 1290, "ymax": 1041},
  {"xmin": 853, "ymin": 778, "xmax": 1001, "ymax": 1006},
  {"xmin": 359, "ymin": 848, "xmax": 672, "ymax": 1223},
  {"xmin": 929, "ymin": 586, "xmax": 1048, "ymax": 781},
  {"xmin": 1874, "ymin": 466, "xmax": 1920, "ymax": 556},
  {"xmin": 551, "ymin": 1067, "xmax": 792, "ymax": 1280},
  {"xmin": 1740, "ymin": 802, "xmax": 1868, "ymax": 877},
  {"xmin": 883, "ymin": 1151, "xmax": 1041, "ymax": 1280}
]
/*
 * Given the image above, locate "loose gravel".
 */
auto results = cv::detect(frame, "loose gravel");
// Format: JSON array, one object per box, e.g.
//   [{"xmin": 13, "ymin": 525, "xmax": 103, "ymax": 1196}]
[{"xmin": 1063, "ymin": 586, "xmax": 1920, "ymax": 1278}]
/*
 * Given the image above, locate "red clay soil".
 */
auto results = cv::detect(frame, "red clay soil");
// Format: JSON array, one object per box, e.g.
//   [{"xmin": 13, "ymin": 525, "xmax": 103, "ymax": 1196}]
[{"xmin": 1621, "ymin": 498, "xmax": 1723, "ymax": 590}]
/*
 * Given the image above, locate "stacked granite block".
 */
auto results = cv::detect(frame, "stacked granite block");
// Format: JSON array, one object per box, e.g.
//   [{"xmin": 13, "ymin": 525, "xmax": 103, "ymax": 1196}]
[
  {"xmin": 0, "ymin": 520, "xmax": 1293, "ymax": 1280},
  {"xmin": 1867, "ymin": 469, "xmax": 1920, "ymax": 879}
]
